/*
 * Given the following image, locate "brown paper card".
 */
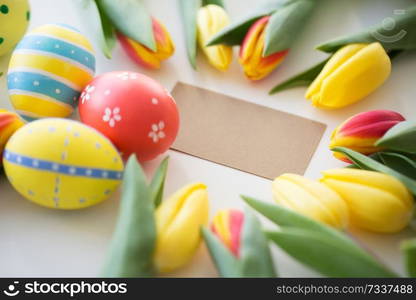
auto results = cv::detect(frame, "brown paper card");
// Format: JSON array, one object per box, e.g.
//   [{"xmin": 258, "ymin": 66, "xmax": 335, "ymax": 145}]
[{"xmin": 171, "ymin": 82, "xmax": 326, "ymax": 180}]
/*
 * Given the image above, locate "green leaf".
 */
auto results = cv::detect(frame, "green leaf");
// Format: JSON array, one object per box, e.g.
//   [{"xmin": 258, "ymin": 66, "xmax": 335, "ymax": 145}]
[
  {"xmin": 243, "ymin": 196, "xmax": 369, "ymax": 255},
  {"xmin": 150, "ymin": 156, "xmax": 169, "ymax": 207},
  {"xmin": 201, "ymin": 227, "xmax": 242, "ymax": 277},
  {"xmin": 206, "ymin": 0, "xmax": 287, "ymax": 46},
  {"xmin": 178, "ymin": 0, "xmax": 201, "ymax": 69},
  {"xmin": 317, "ymin": 5, "xmax": 416, "ymax": 53},
  {"xmin": 401, "ymin": 239, "xmax": 416, "ymax": 277},
  {"xmin": 97, "ymin": 0, "xmax": 156, "ymax": 51},
  {"xmin": 267, "ymin": 229, "xmax": 396, "ymax": 277},
  {"xmin": 240, "ymin": 208, "xmax": 277, "ymax": 277},
  {"xmin": 242, "ymin": 196, "xmax": 395, "ymax": 277},
  {"xmin": 101, "ymin": 155, "xmax": 156, "ymax": 277},
  {"xmin": 332, "ymin": 147, "xmax": 416, "ymax": 195},
  {"xmin": 263, "ymin": 0, "xmax": 315, "ymax": 56},
  {"xmin": 95, "ymin": 0, "xmax": 116, "ymax": 58},
  {"xmin": 202, "ymin": 0, "xmax": 224, "ymax": 7},
  {"xmin": 74, "ymin": 0, "xmax": 115, "ymax": 58},
  {"xmin": 376, "ymin": 121, "xmax": 416, "ymax": 154},
  {"xmin": 269, "ymin": 57, "xmax": 329, "ymax": 94},
  {"xmin": 372, "ymin": 152, "xmax": 416, "ymax": 180}
]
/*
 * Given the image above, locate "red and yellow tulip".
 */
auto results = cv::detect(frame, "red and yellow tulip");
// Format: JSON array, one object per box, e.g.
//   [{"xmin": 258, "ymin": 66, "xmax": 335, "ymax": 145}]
[
  {"xmin": 211, "ymin": 209, "xmax": 244, "ymax": 256},
  {"xmin": 117, "ymin": 18, "xmax": 175, "ymax": 69},
  {"xmin": 239, "ymin": 16, "xmax": 288, "ymax": 80},
  {"xmin": 330, "ymin": 110, "xmax": 405, "ymax": 162}
]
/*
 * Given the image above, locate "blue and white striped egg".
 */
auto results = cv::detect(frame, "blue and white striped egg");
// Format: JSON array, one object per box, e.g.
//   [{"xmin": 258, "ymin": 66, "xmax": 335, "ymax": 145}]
[{"xmin": 7, "ymin": 23, "xmax": 95, "ymax": 121}]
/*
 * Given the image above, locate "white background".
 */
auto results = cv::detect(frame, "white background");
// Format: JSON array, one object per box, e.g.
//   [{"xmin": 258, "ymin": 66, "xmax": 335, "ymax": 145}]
[{"xmin": 0, "ymin": 0, "xmax": 415, "ymax": 277}]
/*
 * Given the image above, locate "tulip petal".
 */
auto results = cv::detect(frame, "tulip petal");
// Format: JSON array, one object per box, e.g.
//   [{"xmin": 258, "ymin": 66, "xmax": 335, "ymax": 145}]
[
  {"xmin": 306, "ymin": 43, "xmax": 391, "ymax": 109},
  {"xmin": 273, "ymin": 174, "xmax": 348, "ymax": 229},
  {"xmin": 321, "ymin": 168, "xmax": 412, "ymax": 207},
  {"xmin": 155, "ymin": 183, "xmax": 209, "ymax": 273}
]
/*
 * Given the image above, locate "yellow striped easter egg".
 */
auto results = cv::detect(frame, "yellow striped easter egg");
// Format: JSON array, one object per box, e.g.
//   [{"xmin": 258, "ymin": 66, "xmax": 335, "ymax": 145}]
[
  {"xmin": 7, "ymin": 24, "xmax": 95, "ymax": 121},
  {"xmin": 3, "ymin": 119, "xmax": 123, "ymax": 209}
]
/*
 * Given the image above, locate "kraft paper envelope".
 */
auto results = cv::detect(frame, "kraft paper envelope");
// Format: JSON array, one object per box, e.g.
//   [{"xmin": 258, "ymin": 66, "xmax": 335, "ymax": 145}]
[{"xmin": 171, "ymin": 82, "xmax": 326, "ymax": 180}]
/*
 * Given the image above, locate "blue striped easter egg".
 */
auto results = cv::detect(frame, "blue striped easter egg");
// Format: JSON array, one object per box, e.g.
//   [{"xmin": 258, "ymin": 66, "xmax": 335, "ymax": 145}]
[{"xmin": 7, "ymin": 23, "xmax": 95, "ymax": 121}]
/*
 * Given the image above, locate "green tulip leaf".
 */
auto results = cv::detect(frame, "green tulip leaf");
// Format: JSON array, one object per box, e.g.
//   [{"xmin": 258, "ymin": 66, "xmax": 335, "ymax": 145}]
[
  {"xmin": 150, "ymin": 156, "xmax": 169, "ymax": 207},
  {"xmin": 202, "ymin": 0, "xmax": 224, "ymax": 7},
  {"xmin": 242, "ymin": 196, "xmax": 395, "ymax": 277},
  {"xmin": 97, "ymin": 0, "xmax": 156, "ymax": 51},
  {"xmin": 243, "ymin": 196, "xmax": 375, "ymax": 257},
  {"xmin": 269, "ymin": 57, "xmax": 329, "ymax": 94},
  {"xmin": 206, "ymin": 0, "xmax": 287, "ymax": 46},
  {"xmin": 332, "ymin": 147, "xmax": 416, "ymax": 195},
  {"xmin": 372, "ymin": 152, "xmax": 416, "ymax": 180},
  {"xmin": 376, "ymin": 121, "xmax": 416, "ymax": 154},
  {"xmin": 264, "ymin": 0, "xmax": 315, "ymax": 56},
  {"xmin": 102, "ymin": 155, "xmax": 156, "ymax": 277},
  {"xmin": 201, "ymin": 227, "xmax": 242, "ymax": 277},
  {"xmin": 401, "ymin": 239, "xmax": 416, "ymax": 277},
  {"xmin": 178, "ymin": 0, "xmax": 201, "ymax": 69},
  {"xmin": 267, "ymin": 229, "xmax": 396, "ymax": 277},
  {"xmin": 240, "ymin": 208, "xmax": 277, "ymax": 277},
  {"xmin": 74, "ymin": 0, "xmax": 116, "ymax": 58},
  {"xmin": 317, "ymin": 5, "xmax": 416, "ymax": 53}
]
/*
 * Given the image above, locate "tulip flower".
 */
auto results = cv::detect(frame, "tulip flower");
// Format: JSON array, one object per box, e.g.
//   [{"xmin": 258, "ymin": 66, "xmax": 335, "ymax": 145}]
[
  {"xmin": 239, "ymin": 16, "xmax": 289, "ymax": 80},
  {"xmin": 210, "ymin": 209, "xmax": 244, "ymax": 256},
  {"xmin": 321, "ymin": 168, "xmax": 414, "ymax": 233},
  {"xmin": 305, "ymin": 42, "xmax": 391, "ymax": 109},
  {"xmin": 203, "ymin": 208, "xmax": 276, "ymax": 277},
  {"xmin": 117, "ymin": 18, "xmax": 175, "ymax": 69},
  {"xmin": 197, "ymin": 4, "xmax": 233, "ymax": 71},
  {"xmin": 154, "ymin": 183, "xmax": 209, "ymax": 273},
  {"xmin": 272, "ymin": 174, "xmax": 349, "ymax": 229},
  {"xmin": 330, "ymin": 110, "xmax": 406, "ymax": 162},
  {"xmin": 0, "ymin": 109, "xmax": 24, "ymax": 161}
]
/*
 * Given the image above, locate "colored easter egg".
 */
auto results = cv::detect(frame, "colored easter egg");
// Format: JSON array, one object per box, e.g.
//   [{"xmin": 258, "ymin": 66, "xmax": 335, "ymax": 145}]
[
  {"xmin": 3, "ymin": 118, "xmax": 123, "ymax": 209},
  {"xmin": 7, "ymin": 24, "xmax": 95, "ymax": 121},
  {"xmin": 79, "ymin": 71, "xmax": 179, "ymax": 161},
  {"xmin": 0, "ymin": 109, "xmax": 25, "ymax": 163},
  {"xmin": 0, "ymin": 0, "xmax": 30, "ymax": 56}
]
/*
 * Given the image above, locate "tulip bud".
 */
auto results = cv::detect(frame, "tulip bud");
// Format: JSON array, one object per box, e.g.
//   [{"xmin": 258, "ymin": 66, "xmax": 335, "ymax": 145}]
[
  {"xmin": 321, "ymin": 168, "xmax": 414, "ymax": 233},
  {"xmin": 197, "ymin": 4, "xmax": 233, "ymax": 71},
  {"xmin": 117, "ymin": 18, "xmax": 174, "ymax": 69},
  {"xmin": 211, "ymin": 209, "xmax": 244, "ymax": 256},
  {"xmin": 0, "ymin": 109, "xmax": 24, "ymax": 162},
  {"xmin": 154, "ymin": 183, "xmax": 209, "ymax": 273},
  {"xmin": 306, "ymin": 43, "xmax": 391, "ymax": 109},
  {"xmin": 272, "ymin": 174, "xmax": 349, "ymax": 229},
  {"xmin": 239, "ymin": 16, "xmax": 288, "ymax": 80},
  {"xmin": 330, "ymin": 110, "xmax": 405, "ymax": 162}
]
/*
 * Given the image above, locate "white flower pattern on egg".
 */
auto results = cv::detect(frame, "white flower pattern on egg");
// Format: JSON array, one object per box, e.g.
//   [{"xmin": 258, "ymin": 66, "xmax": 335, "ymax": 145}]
[
  {"xmin": 116, "ymin": 72, "xmax": 138, "ymax": 81},
  {"xmin": 148, "ymin": 121, "xmax": 166, "ymax": 143},
  {"xmin": 80, "ymin": 85, "xmax": 95, "ymax": 104},
  {"xmin": 103, "ymin": 107, "xmax": 122, "ymax": 128}
]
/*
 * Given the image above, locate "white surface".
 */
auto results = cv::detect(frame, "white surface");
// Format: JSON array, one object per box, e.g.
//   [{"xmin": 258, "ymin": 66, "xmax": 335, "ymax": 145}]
[{"xmin": 0, "ymin": 0, "xmax": 415, "ymax": 277}]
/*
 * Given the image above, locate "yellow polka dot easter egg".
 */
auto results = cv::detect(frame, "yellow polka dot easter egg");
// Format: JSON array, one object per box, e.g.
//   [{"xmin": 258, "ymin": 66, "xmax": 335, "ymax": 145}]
[
  {"xmin": 3, "ymin": 119, "xmax": 124, "ymax": 210},
  {"xmin": 0, "ymin": 0, "xmax": 30, "ymax": 56},
  {"xmin": 7, "ymin": 23, "xmax": 95, "ymax": 121}
]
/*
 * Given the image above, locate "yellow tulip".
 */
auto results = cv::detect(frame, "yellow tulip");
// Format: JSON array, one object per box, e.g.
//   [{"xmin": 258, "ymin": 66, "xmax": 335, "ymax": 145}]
[
  {"xmin": 321, "ymin": 169, "xmax": 414, "ymax": 233},
  {"xmin": 197, "ymin": 4, "xmax": 233, "ymax": 71},
  {"xmin": 117, "ymin": 18, "xmax": 175, "ymax": 69},
  {"xmin": 272, "ymin": 174, "xmax": 349, "ymax": 229},
  {"xmin": 239, "ymin": 16, "xmax": 288, "ymax": 80},
  {"xmin": 154, "ymin": 183, "xmax": 209, "ymax": 273},
  {"xmin": 306, "ymin": 42, "xmax": 391, "ymax": 109}
]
